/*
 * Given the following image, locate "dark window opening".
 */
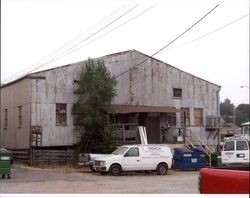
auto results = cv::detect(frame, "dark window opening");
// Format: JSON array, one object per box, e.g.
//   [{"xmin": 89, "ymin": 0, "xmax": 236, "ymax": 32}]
[
  {"xmin": 173, "ymin": 88, "xmax": 182, "ymax": 98},
  {"xmin": 4, "ymin": 109, "xmax": 8, "ymax": 129},
  {"xmin": 56, "ymin": 103, "xmax": 67, "ymax": 126},
  {"xmin": 181, "ymin": 108, "xmax": 190, "ymax": 126},
  {"xmin": 18, "ymin": 106, "xmax": 22, "ymax": 128}
]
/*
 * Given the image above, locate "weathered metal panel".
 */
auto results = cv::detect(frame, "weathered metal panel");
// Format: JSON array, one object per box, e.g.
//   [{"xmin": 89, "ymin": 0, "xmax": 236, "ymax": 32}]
[
  {"xmin": 30, "ymin": 63, "xmax": 84, "ymax": 146},
  {"xmin": 24, "ymin": 50, "xmax": 220, "ymax": 149},
  {"xmin": 0, "ymin": 78, "xmax": 31, "ymax": 149}
]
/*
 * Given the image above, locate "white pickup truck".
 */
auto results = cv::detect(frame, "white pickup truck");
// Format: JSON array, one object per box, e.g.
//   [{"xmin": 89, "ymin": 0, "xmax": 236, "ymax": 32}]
[{"xmin": 94, "ymin": 144, "xmax": 173, "ymax": 176}]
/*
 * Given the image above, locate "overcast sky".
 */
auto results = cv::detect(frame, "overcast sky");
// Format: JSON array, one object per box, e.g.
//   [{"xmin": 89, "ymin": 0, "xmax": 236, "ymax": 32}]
[{"xmin": 1, "ymin": 0, "xmax": 249, "ymax": 106}]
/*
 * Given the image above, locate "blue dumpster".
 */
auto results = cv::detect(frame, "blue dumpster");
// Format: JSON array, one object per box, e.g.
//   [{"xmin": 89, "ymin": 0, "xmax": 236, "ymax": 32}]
[{"xmin": 173, "ymin": 148, "xmax": 207, "ymax": 170}]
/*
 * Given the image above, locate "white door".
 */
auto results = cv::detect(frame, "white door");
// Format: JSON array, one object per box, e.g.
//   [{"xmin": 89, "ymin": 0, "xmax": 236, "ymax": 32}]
[
  {"xmin": 235, "ymin": 140, "xmax": 249, "ymax": 164},
  {"xmin": 222, "ymin": 140, "xmax": 236, "ymax": 164},
  {"xmin": 122, "ymin": 147, "xmax": 141, "ymax": 171}
]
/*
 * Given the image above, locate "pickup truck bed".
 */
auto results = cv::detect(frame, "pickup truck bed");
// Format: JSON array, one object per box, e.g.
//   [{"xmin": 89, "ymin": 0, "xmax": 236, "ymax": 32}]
[{"xmin": 199, "ymin": 166, "xmax": 249, "ymax": 194}]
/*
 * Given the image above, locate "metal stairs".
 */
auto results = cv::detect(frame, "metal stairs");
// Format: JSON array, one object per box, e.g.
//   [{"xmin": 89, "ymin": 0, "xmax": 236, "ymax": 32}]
[{"xmin": 180, "ymin": 129, "xmax": 213, "ymax": 166}]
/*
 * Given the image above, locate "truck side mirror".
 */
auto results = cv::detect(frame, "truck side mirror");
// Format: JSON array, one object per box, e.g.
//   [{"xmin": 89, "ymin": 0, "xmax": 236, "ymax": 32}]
[{"xmin": 219, "ymin": 142, "xmax": 223, "ymax": 150}]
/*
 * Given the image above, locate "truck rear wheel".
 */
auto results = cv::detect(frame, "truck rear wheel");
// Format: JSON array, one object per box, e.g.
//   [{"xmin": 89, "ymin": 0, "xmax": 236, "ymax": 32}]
[
  {"xmin": 157, "ymin": 163, "xmax": 168, "ymax": 175},
  {"xmin": 109, "ymin": 164, "xmax": 121, "ymax": 176}
]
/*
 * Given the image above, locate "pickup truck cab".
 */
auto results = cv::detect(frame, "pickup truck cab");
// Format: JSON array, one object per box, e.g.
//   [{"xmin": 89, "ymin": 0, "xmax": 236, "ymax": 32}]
[
  {"xmin": 94, "ymin": 144, "xmax": 173, "ymax": 176},
  {"xmin": 221, "ymin": 137, "xmax": 249, "ymax": 165}
]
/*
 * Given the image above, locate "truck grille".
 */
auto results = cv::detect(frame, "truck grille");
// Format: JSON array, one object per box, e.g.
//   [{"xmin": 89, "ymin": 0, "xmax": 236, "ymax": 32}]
[{"xmin": 95, "ymin": 160, "xmax": 101, "ymax": 166}]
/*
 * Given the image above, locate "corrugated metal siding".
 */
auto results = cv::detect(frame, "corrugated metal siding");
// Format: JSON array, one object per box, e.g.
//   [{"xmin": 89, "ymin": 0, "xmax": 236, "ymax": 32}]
[{"xmin": 0, "ymin": 78, "xmax": 31, "ymax": 148}]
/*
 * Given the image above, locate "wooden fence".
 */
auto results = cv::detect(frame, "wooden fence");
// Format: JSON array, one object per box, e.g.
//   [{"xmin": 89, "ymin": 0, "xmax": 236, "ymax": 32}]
[
  {"xmin": 31, "ymin": 148, "xmax": 75, "ymax": 165},
  {"xmin": 7, "ymin": 149, "xmax": 30, "ymax": 164},
  {"xmin": 7, "ymin": 147, "xmax": 76, "ymax": 165}
]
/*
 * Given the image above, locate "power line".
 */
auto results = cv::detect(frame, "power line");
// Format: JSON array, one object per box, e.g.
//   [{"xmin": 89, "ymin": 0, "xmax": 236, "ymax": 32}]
[
  {"xmin": 37, "ymin": 4, "xmax": 157, "ymax": 70},
  {"xmin": 3, "ymin": 3, "xmax": 219, "ymax": 91},
  {"xmin": 163, "ymin": 13, "xmax": 249, "ymax": 53},
  {"xmin": 2, "ymin": 6, "xmax": 126, "ymax": 82},
  {"xmin": 116, "ymin": 3, "xmax": 220, "ymax": 78},
  {"xmin": 2, "ymin": 4, "xmax": 139, "ymax": 83},
  {"xmin": 26, "ymin": 5, "xmax": 140, "ymax": 75}
]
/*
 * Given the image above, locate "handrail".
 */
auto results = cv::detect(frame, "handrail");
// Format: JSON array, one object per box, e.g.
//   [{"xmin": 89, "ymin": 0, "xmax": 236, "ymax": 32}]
[
  {"xmin": 181, "ymin": 129, "xmax": 212, "ymax": 167},
  {"xmin": 188, "ymin": 129, "xmax": 213, "ymax": 154}
]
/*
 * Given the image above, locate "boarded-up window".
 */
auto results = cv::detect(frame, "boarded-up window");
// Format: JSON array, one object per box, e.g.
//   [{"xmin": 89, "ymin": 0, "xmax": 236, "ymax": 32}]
[
  {"xmin": 173, "ymin": 88, "xmax": 182, "ymax": 98},
  {"xmin": 18, "ymin": 106, "xmax": 22, "ymax": 128},
  {"xmin": 56, "ymin": 103, "xmax": 67, "ymax": 126},
  {"xmin": 194, "ymin": 108, "xmax": 203, "ymax": 126},
  {"xmin": 4, "ymin": 109, "xmax": 8, "ymax": 129},
  {"xmin": 181, "ymin": 108, "xmax": 190, "ymax": 126}
]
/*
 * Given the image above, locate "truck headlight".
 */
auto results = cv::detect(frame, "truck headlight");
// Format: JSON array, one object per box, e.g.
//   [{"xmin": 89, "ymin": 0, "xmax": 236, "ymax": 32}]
[
  {"xmin": 95, "ymin": 160, "xmax": 106, "ymax": 167},
  {"xmin": 100, "ymin": 161, "xmax": 106, "ymax": 167}
]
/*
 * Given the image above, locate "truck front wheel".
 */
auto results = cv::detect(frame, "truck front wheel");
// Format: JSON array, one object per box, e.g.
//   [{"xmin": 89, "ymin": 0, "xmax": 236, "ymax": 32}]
[
  {"xmin": 109, "ymin": 164, "xmax": 122, "ymax": 176},
  {"xmin": 157, "ymin": 163, "xmax": 168, "ymax": 175},
  {"xmin": 90, "ymin": 165, "xmax": 96, "ymax": 172}
]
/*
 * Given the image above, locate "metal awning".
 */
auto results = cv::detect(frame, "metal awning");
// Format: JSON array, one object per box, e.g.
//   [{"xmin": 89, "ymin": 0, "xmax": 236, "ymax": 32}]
[{"xmin": 111, "ymin": 105, "xmax": 183, "ymax": 114}]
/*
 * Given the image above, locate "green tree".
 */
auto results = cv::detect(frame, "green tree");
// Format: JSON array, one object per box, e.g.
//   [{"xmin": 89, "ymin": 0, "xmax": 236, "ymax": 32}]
[
  {"xmin": 235, "ymin": 104, "xmax": 250, "ymax": 126},
  {"xmin": 73, "ymin": 58, "xmax": 118, "ymax": 153},
  {"xmin": 220, "ymin": 98, "xmax": 235, "ymax": 123}
]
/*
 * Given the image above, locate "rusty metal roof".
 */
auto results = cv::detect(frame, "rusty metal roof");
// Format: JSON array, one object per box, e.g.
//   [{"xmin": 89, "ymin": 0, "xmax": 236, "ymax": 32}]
[{"xmin": 111, "ymin": 105, "xmax": 183, "ymax": 114}]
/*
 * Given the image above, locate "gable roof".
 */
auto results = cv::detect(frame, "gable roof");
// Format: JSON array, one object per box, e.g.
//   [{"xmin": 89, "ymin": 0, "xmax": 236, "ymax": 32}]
[{"xmin": 1, "ymin": 49, "xmax": 221, "ymax": 88}]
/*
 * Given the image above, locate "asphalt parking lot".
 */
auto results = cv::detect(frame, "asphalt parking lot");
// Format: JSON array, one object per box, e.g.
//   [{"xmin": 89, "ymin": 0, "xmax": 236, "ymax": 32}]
[{"xmin": 0, "ymin": 164, "xmax": 200, "ymax": 193}]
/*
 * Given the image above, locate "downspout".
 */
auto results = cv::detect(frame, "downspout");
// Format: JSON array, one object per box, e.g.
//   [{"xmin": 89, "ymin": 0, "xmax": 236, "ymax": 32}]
[
  {"xmin": 0, "ymin": 85, "xmax": 2, "ymax": 148},
  {"xmin": 29, "ymin": 78, "xmax": 32, "ymax": 165}
]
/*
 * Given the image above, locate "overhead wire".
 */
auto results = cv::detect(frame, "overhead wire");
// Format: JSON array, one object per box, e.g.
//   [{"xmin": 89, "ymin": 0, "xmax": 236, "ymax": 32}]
[
  {"xmin": 2, "ymin": 4, "xmax": 139, "ymax": 83},
  {"xmin": 23, "ymin": 3, "xmax": 222, "ymax": 92},
  {"xmin": 163, "ymin": 13, "xmax": 249, "ymax": 53},
  {"xmin": 37, "ymin": 4, "xmax": 157, "ymax": 69},
  {"xmin": 2, "ymin": 6, "xmax": 127, "ymax": 82},
  {"xmin": 26, "ymin": 5, "xmax": 140, "ymax": 74},
  {"xmin": 115, "ymin": 3, "xmax": 220, "ymax": 78}
]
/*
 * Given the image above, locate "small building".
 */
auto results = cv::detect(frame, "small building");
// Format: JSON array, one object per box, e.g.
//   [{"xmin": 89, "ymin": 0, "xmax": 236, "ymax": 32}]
[
  {"xmin": 240, "ymin": 122, "xmax": 250, "ymax": 140},
  {"xmin": 0, "ymin": 50, "xmax": 221, "ymax": 163},
  {"xmin": 219, "ymin": 122, "xmax": 241, "ymax": 140}
]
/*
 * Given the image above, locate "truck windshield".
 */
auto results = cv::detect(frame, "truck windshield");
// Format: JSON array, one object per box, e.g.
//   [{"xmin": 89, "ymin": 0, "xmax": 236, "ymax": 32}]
[{"xmin": 112, "ymin": 147, "xmax": 128, "ymax": 155}]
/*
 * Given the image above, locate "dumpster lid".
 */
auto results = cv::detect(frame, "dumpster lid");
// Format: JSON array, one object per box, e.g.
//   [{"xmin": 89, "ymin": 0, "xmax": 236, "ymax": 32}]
[{"xmin": 174, "ymin": 148, "xmax": 193, "ymax": 153}]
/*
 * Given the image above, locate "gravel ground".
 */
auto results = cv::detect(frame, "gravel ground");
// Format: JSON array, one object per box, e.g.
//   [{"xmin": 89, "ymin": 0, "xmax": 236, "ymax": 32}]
[{"xmin": 0, "ymin": 164, "xmax": 200, "ymax": 193}]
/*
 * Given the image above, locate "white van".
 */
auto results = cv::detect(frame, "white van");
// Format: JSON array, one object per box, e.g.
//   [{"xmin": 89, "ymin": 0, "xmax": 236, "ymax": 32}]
[
  {"xmin": 221, "ymin": 137, "xmax": 249, "ymax": 165},
  {"xmin": 94, "ymin": 144, "xmax": 173, "ymax": 176}
]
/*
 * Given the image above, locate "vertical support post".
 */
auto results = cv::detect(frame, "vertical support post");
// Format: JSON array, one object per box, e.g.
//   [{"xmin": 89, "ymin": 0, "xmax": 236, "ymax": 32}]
[
  {"xmin": 209, "ymin": 153, "xmax": 212, "ymax": 167},
  {"xmin": 122, "ymin": 125, "xmax": 125, "ymax": 142}
]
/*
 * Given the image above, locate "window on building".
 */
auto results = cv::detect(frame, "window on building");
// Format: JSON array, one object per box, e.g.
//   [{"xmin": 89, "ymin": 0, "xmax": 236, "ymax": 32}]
[
  {"xmin": 73, "ymin": 80, "xmax": 80, "ymax": 94},
  {"xmin": 56, "ymin": 103, "xmax": 67, "ymax": 126},
  {"xmin": 173, "ymin": 88, "xmax": 182, "ymax": 98},
  {"xmin": 194, "ymin": 108, "xmax": 203, "ymax": 126},
  {"xmin": 18, "ymin": 106, "xmax": 22, "ymax": 128},
  {"xmin": 4, "ymin": 109, "xmax": 8, "ymax": 129},
  {"xmin": 181, "ymin": 108, "xmax": 190, "ymax": 126}
]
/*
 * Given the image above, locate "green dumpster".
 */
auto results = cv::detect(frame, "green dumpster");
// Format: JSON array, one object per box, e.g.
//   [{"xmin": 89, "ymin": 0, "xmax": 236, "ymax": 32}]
[
  {"xmin": 0, "ymin": 148, "xmax": 12, "ymax": 179},
  {"xmin": 211, "ymin": 152, "xmax": 221, "ymax": 167}
]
